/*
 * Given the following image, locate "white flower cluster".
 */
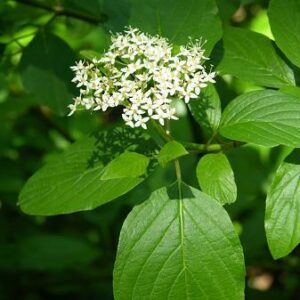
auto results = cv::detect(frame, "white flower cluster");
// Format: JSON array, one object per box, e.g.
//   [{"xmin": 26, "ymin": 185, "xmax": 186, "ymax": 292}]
[{"xmin": 69, "ymin": 27, "xmax": 216, "ymax": 129}]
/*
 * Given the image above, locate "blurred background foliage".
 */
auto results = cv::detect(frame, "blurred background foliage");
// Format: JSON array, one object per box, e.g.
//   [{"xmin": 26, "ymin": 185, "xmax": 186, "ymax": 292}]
[{"xmin": 0, "ymin": 0, "xmax": 299, "ymax": 299}]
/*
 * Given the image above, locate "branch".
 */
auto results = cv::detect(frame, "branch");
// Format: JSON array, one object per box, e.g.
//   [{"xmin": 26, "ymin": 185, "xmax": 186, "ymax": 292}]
[
  {"xmin": 13, "ymin": 0, "xmax": 108, "ymax": 25},
  {"xmin": 180, "ymin": 141, "xmax": 240, "ymax": 153},
  {"xmin": 151, "ymin": 120, "xmax": 241, "ymax": 153}
]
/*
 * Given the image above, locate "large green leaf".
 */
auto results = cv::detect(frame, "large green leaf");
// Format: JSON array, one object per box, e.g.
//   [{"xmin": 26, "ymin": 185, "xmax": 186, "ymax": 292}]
[
  {"xmin": 114, "ymin": 183, "xmax": 245, "ymax": 300},
  {"xmin": 220, "ymin": 90, "xmax": 300, "ymax": 147},
  {"xmin": 265, "ymin": 162, "xmax": 300, "ymax": 259},
  {"xmin": 197, "ymin": 153, "xmax": 237, "ymax": 205},
  {"xmin": 280, "ymin": 86, "xmax": 300, "ymax": 100},
  {"xmin": 104, "ymin": 0, "xmax": 130, "ymax": 31},
  {"xmin": 217, "ymin": 27, "xmax": 295, "ymax": 88},
  {"xmin": 269, "ymin": 0, "xmax": 300, "ymax": 68},
  {"xmin": 129, "ymin": 0, "xmax": 222, "ymax": 53},
  {"xmin": 157, "ymin": 141, "xmax": 188, "ymax": 167},
  {"xmin": 188, "ymin": 83, "xmax": 221, "ymax": 136},
  {"xmin": 19, "ymin": 32, "xmax": 76, "ymax": 115},
  {"xmin": 19, "ymin": 127, "xmax": 155, "ymax": 215}
]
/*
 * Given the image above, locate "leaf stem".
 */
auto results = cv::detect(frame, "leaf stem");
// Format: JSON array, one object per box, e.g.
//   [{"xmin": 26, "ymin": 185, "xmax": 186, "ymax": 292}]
[
  {"xmin": 174, "ymin": 159, "xmax": 182, "ymax": 183},
  {"xmin": 206, "ymin": 131, "xmax": 217, "ymax": 147},
  {"xmin": 180, "ymin": 141, "xmax": 236, "ymax": 153},
  {"xmin": 174, "ymin": 155, "xmax": 182, "ymax": 199}
]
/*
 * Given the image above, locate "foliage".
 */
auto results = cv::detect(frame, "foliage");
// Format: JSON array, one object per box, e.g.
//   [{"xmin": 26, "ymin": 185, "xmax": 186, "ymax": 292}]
[
  {"xmin": 196, "ymin": 153, "xmax": 237, "ymax": 205},
  {"xmin": 1, "ymin": 0, "xmax": 300, "ymax": 299},
  {"xmin": 114, "ymin": 183, "xmax": 245, "ymax": 300}
]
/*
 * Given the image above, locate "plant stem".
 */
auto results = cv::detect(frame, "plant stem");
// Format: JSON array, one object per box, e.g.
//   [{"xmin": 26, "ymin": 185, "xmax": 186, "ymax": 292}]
[
  {"xmin": 151, "ymin": 121, "xmax": 240, "ymax": 153},
  {"xmin": 13, "ymin": 0, "xmax": 108, "ymax": 25},
  {"xmin": 174, "ymin": 159, "xmax": 182, "ymax": 198},
  {"xmin": 174, "ymin": 159, "xmax": 182, "ymax": 182},
  {"xmin": 206, "ymin": 131, "xmax": 217, "ymax": 146},
  {"xmin": 180, "ymin": 141, "xmax": 236, "ymax": 153}
]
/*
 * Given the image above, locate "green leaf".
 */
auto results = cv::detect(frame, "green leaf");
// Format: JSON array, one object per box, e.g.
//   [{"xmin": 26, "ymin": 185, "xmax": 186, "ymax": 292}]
[
  {"xmin": 265, "ymin": 162, "xmax": 300, "ymax": 259},
  {"xmin": 103, "ymin": 0, "xmax": 130, "ymax": 31},
  {"xmin": 188, "ymin": 83, "xmax": 221, "ymax": 136},
  {"xmin": 196, "ymin": 153, "xmax": 237, "ymax": 205},
  {"xmin": 220, "ymin": 90, "xmax": 300, "ymax": 147},
  {"xmin": 269, "ymin": 0, "xmax": 300, "ymax": 68},
  {"xmin": 280, "ymin": 86, "xmax": 300, "ymax": 100},
  {"xmin": 216, "ymin": 0, "xmax": 240, "ymax": 22},
  {"xmin": 114, "ymin": 183, "xmax": 245, "ymax": 300},
  {"xmin": 19, "ymin": 32, "xmax": 76, "ymax": 116},
  {"xmin": 18, "ymin": 127, "xmax": 155, "ymax": 215},
  {"xmin": 101, "ymin": 152, "xmax": 150, "ymax": 180},
  {"xmin": 157, "ymin": 141, "xmax": 188, "ymax": 167},
  {"xmin": 129, "ymin": 0, "xmax": 222, "ymax": 53},
  {"xmin": 217, "ymin": 27, "xmax": 295, "ymax": 88}
]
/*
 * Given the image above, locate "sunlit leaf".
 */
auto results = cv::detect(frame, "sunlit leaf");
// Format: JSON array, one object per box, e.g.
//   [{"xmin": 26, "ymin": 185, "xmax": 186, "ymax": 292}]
[
  {"xmin": 101, "ymin": 152, "xmax": 150, "ymax": 180},
  {"xmin": 197, "ymin": 153, "xmax": 237, "ymax": 205},
  {"xmin": 129, "ymin": 0, "xmax": 222, "ymax": 53},
  {"xmin": 269, "ymin": 0, "xmax": 300, "ymax": 68},
  {"xmin": 19, "ymin": 127, "xmax": 156, "ymax": 215},
  {"xmin": 265, "ymin": 162, "xmax": 300, "ymax": 259},
  {"xmin": 114, "ymin": 183, "xmax": 245, "ymax": 299},
  {"xmin": 217, "ymin": 27, "xmax": 295, "ymax": 88},
  {"xmin": 220, "ymin": 90, "xmax": 300, "ymax": 147},
  {"xmin": 157, "ymin": 141, "xmax": 188, "ymax": 167}
]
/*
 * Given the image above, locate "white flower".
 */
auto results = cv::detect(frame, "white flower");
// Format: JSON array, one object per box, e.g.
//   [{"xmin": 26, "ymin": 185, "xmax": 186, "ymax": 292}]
[
  {"xmin": 70, "ymin": 60, "xmax": 85, "ymax": 72},
  {"xmin": 122, "ymin": 114, "xmax": 135, "ymax": 128},
  {"xmin": 69, "ymin": 27, "xmax": 216, "ymax": 129},
  {"xmin": 141, "ymin": 98, "xmax": 154, "ymax": 115},
  {"xmin": 135, "ymin": 116, "xmax": 150, "ymax": 129},
  {"xmin": 68, "ymin": 96, "xmax": 81, "ymax": 116}
]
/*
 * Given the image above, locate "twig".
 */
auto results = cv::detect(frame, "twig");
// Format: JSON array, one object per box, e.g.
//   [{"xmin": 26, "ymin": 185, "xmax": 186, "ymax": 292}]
[
  {"xmin": 180, "ymin": 140, "xmax": 242, "ymax": 153},
  {"xmin": 13, "ymin": 0, "xmax": 108, "ymax": 25},
  {"xmin": 151, "ymin": 120, "xmax": 241, "ymax": 153}
]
